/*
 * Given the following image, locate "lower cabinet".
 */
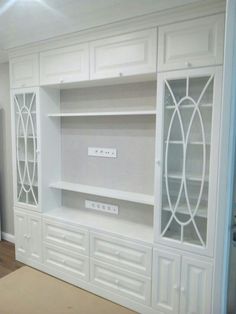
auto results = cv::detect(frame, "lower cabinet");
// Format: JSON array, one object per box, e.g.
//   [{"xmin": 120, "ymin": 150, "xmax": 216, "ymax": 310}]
[
  {"xmin": 152, "ymin": 248, "xmax": 213, "ymax": 314},
  {"xmin": 14, "ymin": 209, "xmax": 42, "ymax": 263}
]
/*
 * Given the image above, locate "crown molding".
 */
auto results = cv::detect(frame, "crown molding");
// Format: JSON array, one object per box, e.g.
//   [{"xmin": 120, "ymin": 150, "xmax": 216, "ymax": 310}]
[{"xmin": 8, "ymin": 1, "xmax": 226, "ymax": 58}]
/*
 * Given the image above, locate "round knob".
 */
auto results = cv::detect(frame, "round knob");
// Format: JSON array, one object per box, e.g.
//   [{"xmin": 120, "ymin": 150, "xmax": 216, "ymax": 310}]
[
  {"xmin": 60, "ymin": 79, "xmax": 64, "ymax": 84},
  {"xmin": 115, "ymin": 251, "xmax": 120, "ymax": 256},
  {"xmin": 36, "ymin": 149, "xmax": 40, "ymax": 154},
  {"xmin": 181, "ymin": 287, "xmax": 186, "ymax": 293},
  {"xmin": 173, "ymin": 284, "xmax": 179, "ymax": 290},
  {"xmin": 27, "ymin": 235, "xmax": 31, "ymax": 239},
  {"xmin": 62, "ymin": 235, "xmax": 66, "ymax": 239},
  {"xmin": 115, "ymin": 279, "xmax": 119, "ymax": 285},
  {"xmin": 185, "ymin": 61, "xmax": 192, "ymax": 67}
]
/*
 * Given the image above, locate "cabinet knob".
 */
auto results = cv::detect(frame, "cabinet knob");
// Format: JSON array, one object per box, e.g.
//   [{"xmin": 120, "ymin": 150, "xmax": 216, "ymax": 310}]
[
  {"xmin": 115, "ymin": 251, "xmax": 120, "ymax": 256},
  {"xmin": 60, "ymin": 79, "xmax": 64, "ymax": 84},
  {"xmin": 173, "ymin": 284, "xmax": 179, "ymax": 291},
  {"xmin": 181, "ymin": 287, "xmax": 186, "ymax": 293},
  {"xmin": 36, "ymin": 149, "xmax": 40, "ymax": 154},
  {"xmin": 155, "ymin": 160, "xmax": 161, "ymax": 166},
  {"xmin": 119, "ymin": 72, "xmax": 123, "ymax": 77},
  {"xmin": 185, "ymin": 61, "xmax": 192, "ymax": 67},
  {"xmin": 115, "ymin": 279, "xmax": 119, "ymax": 285}
]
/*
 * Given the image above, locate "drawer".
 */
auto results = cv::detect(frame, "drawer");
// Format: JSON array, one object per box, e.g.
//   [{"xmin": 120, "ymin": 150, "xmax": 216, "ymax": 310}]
[
  {"xmin": 90, "ymin": 259, "xmax": 151, "ymax": 305},
  {"xmin": 43, "ymin": 219, "xmax": 89, "ymax": 255},
  {"xmin": 90, "ymin": 28, "xmax": 157, "ymax": 80},
  {"xmin": 158, "ymin": 14, "xmax": 224, "ymax": 71},
  {"xmin": 90, "ymin": 232, "xmax": 152, "ymax": 276},
  {"xmin": 43, "ymin": 243, "xmax": 89, "ymax": 281}
]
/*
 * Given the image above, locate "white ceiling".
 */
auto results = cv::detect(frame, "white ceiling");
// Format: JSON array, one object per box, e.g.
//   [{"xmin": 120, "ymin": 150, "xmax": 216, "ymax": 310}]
[{"xmin": 0, "ymin": 0, "xmax": 207, "ymax": 61}]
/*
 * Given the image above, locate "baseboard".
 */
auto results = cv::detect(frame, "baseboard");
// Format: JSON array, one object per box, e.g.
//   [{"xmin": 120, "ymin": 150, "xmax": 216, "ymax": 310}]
[{"xmin": 1, "ymin": 232, "xmax": 15, "ymax": 243}]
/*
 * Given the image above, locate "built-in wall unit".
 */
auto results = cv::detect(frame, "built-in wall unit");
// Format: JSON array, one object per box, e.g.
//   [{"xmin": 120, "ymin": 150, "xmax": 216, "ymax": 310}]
[{"xmin": 9, "ymin": 1, "xmax": 227, "ymax": 313}]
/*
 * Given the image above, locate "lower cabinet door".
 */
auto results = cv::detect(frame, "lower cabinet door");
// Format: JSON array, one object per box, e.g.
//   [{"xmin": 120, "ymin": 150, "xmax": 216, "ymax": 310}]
[
  {"xmin": 28, "ymin": 214, "xmax": 42, "ymax": 262},
  {"xmin": 43, "ymin": 243, "xmax": 89, "ymax": 281},
  {"xmin": 90, "ymin": 259, "xmax": 151, "ymax": 305},
  {"xmin": 152, "ymin": 248, "xmax": 181, "ymax": 314},
  {"xmin": 14, "ymin": 210, "xmax": 28, "ymax": 259},
  {"xmin": 180, "ymin": 257, "xmax": 213, "ymax": 314}
]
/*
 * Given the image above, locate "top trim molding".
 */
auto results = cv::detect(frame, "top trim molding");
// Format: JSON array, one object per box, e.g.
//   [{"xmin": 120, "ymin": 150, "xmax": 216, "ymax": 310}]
[{"xmin": 8, "ymin": 1, "xmax": 226, "ymax": 59}]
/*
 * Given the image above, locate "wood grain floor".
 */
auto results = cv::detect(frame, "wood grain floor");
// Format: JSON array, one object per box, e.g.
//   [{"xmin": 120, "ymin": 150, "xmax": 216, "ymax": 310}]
[{"xmin": 0, "ymin": 240, "xmax": 24, "ymax": 278}]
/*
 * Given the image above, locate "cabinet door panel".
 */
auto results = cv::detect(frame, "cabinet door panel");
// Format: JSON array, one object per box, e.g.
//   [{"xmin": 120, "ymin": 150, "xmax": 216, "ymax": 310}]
[
  {"xmin": 152, "ymin": 248, "xmax": 181, "ymax": 313},
  {"xmin": 90, "ymin": 29, "xmax": 157, "ymax": 79},
  {"xmin": 40, "ymin": 44, "xmax": 89, "ymax": 85},
  {"xmin": 10, "ymin": 54, "xmax": 39, "ymax": 88},
  {"xmin": 90, "ymin": 232, "xmax": 152, "ymax": 276},
  {"xmin": 90, "ymin": 259, "xmax": 151, "ymax": 305},
  {"xmin": 28, "ymin": 214, "xmax": 42, "ymax": 262},
  {"xmin": 180, "ymin": 257, "xmax": 212, "ymax": 314},
  {"xmin": 14, "ymin": 211, "xmax": 28, "ymax": 259},
  {"xmin": 155, "ymin": 67, "xmax": 222, "ymax": 256},
  {"xmin": 158, "ymin": 14, "xmax": 224, "ymax": 71}
]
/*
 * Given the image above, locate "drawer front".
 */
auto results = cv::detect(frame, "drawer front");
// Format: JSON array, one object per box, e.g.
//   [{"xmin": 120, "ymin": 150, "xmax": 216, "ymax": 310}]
[
  {"xmin": 43, "ymin": 243, "xmax": 89, "ymax": 281},
  {"xmin": 158, "ymin": 14, "xmax": 224, "ymax": 71},
  {"xmin": 43, "ymin": 220, "xmax": 89, "ymax": 255},
  {"xmin": 90, "ymin": 259, "xmax": 151, "ymax": 305},
  {"xmin": 40, "ymin": 43, "xmax": 89, "ymax": 85},
  {"xmin": 90, "ymin": 232, "xmax": 152, "ymax": 276},
  {"xmin": 90, "ymin": 29, "xmax": 157, "ymax": 80},
  {"xmin": 10, "ymin": 54, "xmax": 39, "ymax": 88}
]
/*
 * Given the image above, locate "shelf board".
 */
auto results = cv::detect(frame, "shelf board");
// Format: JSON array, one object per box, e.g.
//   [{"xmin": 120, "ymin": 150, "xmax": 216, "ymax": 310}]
[
  {"xmin": 165, "ymin": 103, "xmax": 212, "ymax": 110},
  {"xmin": 18, "ymin": 135, "xmax": 37, "ymax": 139},
  {"xmin": 50, "ymin": 181, "xmax": 154, "ymax": 205},
  {"xmin": 162, "ymin": 205, "xmax": 207, "ymax": 218},
  {"xmin": 48, "ymin": 110, "xmax": 156, "ymax": 117},
  {"xmin": 164, "ymin": 173, "xmax": 209, "ymax": 182},
  {"xmin": 44, "ymin": 207, "xmax": 153, "ymax": 244},
  {"xmin": 165, "ymin": 140, "xmax": 211, "ymax": 145},
  {"xmin": 18, "ymin": 159, "xmax": 37, "ymax": 163}
]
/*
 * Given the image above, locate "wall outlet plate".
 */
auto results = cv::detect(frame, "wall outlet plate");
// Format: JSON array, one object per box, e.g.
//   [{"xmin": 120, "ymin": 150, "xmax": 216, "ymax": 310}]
[
  {"xmin": 88, "ymin": 147, "xmax": 117, "ymax": 158},
  {"xmin": 85, "ymin": 200, "xmax": 119, "ymax": 215}
]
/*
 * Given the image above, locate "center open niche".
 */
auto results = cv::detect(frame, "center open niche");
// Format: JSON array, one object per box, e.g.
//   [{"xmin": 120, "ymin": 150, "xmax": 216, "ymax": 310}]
[{"xmin": 43, "ymin": 79, "xmax": 157, "ymax": 243}]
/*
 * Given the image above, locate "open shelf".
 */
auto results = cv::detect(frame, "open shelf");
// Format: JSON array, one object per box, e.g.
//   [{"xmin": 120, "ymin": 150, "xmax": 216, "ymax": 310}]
[
  {"xmin": 44, "ymin": 207, "xmax": 153, "ymax": 244},
  {"xmin": 165, "ymin": 140, "xmax": 211, "ymax": 145},
  {"xmin": 50, "ymin": 181, "xmax": 154, "ymax": 205},
  {"xmin": 48, "ymin": 110, "xmax": 156, "ymax": 117}
]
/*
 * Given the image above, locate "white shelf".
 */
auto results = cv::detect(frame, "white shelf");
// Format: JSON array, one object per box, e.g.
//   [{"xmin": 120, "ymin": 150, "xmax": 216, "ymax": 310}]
[
  {"xmin": 165, "ymin": 103, "xmax": 212, "ymax": 109},
  {"xmin": 164, "ymin": 173, "xmax": 209, "ymax": 182},
  {"xmin": 48, "ymin": 110, "xmax": 156, "ymax": 117},
  {"xmin": 50, "ymin": 181, "xmax": 154, "ymax": 205},
  {"xmin": 44, "ymin": 207, "xmax": 153, "ymax": 244},
  {"xmin": 165, "ymin": 140, "xmax": 211, "ymax": 145},
  {"xmin": 162, "ymin": 205, "xmax": 207, "ymax": 218}
]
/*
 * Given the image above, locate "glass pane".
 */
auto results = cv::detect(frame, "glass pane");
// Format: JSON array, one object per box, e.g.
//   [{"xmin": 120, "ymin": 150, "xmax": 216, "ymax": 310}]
[{"xmin": 161, "ymin": 75, "xmax": 214, "ymax": 248}]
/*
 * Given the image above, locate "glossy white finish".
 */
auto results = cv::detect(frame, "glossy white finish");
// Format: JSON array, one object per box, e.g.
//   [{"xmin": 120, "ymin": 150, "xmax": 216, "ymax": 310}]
[
  {"xmin": 90, "ymin": 29, "xmax": 157, "ymax": 80},
  {"xmin": 10, "ymin": 54, "xmax": 39, "ymax": 88},
  {"xmin": 14, "ymin": 209, "xmax": 42, "ymax": 262},
  {"xmin": 40, "ymin": 44, "xmax": 89, "ymax": 85},
  {"xmin": 90, "ymin": 232, "xmax": 152, "ymax": 276},
  {"xmin": 90, "ymin": 259, "xmax": 151, "ymax": 305},
  {"xmin": 152, "ymin": 248, "xmax": 181, "ymax": 313},
  {"xmin": 48, "ymin": 110, "xmax": 156, "ymax": 117},
  {"xmin": 180, "ymin": 257, "xmax": 213, "ymax": 314},
  {"xmin": 158, "ymin": 14, "xmax": 224, "ymax": 71},
  {"xmin": 43, "ymin": 219, "xmax": 89, "ymax": 255},
  {"xmin": 50, "ymin": 181, "xmax": 154, "ymax": 206},
  {"xmin": 43, "ymin": 242, "xmax": 89, "ymax": 281}
]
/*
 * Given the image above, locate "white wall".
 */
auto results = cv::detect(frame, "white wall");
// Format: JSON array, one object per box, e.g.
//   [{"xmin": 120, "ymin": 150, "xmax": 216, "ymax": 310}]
[{"xmin": 0, "ymin": 62, "xmax": 14, "ymax": 236}]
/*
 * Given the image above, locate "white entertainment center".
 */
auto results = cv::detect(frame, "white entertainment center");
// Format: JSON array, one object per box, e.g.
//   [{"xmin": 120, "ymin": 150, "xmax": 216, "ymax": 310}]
[{"xmin": 9, "ymin": 2, "xmax": 226, "ymax": 313}]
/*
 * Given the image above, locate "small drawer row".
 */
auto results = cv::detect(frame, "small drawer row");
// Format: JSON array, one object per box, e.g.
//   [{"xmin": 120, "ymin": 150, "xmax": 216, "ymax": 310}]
[{"xmin": 43, "ymin": 219, "xmax": 152, "ymax": 276}]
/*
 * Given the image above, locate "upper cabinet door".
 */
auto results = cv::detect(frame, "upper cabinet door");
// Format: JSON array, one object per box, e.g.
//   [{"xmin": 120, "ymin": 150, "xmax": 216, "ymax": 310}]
[
  {"xmin": 158, "ymin": 14, "xmax": 224, "ymax": 71},
  {"xmin": 152, "ymin": 248, "xmax": 181, "ymax": 314},
  {"xmin": 10, "ymin": 54, "xmax": 39, "ymax": 88},
  {"xmin": 155, "ymin": 67, "xmax": 222, "ymax": 256},
  {"xmin": 40, "ymin": 43, "xmax": 89, "ymax": 85},
  {"xmin": 90, "ymin": 29, "xmax": 157, "ymax": 80},
  {"xmin": 180, "ymin": 257, "xmax": 212, "ymax": 314}
]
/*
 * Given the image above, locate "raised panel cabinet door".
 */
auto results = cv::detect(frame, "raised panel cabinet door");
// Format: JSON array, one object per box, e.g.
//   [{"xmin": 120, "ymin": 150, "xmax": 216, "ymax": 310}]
[
  {"xmin": 152, "ymin": 248, "xmax": 181, "ymax": 314},
  {"xmin": 12, "ymin": 89, "xmax": 40, "ymax": 211},
  {"xmin": 28, "ymin": 214, "xmax": 42, "ymax": 262},
  {"xmin": 10, "ymin": 54, "xmax": 39, "ymax": 88},
  {"xmin": 14, "ymin": 211, "xmax": 28, "ymax": 259},
  {"xmin": 90, "ymin": 28, "xmax": 157, "ymax": 80},
  {"xmin": 155, "ymin": 67, "xmax": 222, "ymax": 256},
  {"xmin": 40, "ymin": 43, "xmax": 89, "ymax": 85},
  {"xmin": 90, "ymin": 232, "xmax": 152, "ymax": 276},
  {"xmin": 180, "ymin": 257, "xmax": 213, "ymax": 314},
  {"xmin": 158, "ymin": 14, "xmax": 224, "ymax": 71}
]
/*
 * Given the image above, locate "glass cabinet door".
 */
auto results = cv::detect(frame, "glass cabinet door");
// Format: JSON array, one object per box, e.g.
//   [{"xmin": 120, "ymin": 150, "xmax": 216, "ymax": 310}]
[
  {"xmin": 156, "ymin": 68, "xmax": 222, "ymax": 255},
  {"xmin": 13, "ymin": 90, "xmax": 39, "ymax": 208}
]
